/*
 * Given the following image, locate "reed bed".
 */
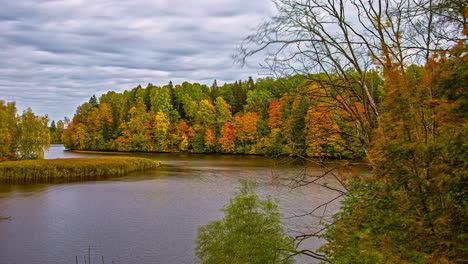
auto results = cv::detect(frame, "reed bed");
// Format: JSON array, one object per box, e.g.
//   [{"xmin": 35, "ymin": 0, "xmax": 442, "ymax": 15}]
[{"xmin": 0, "ymin": 157, "xmax": 161, "ymax": 184}]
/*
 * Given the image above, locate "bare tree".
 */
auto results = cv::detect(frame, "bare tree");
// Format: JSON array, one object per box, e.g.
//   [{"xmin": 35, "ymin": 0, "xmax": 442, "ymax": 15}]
[{"xmin": 237, "ymin": 0, "xmax": 465, "ymax": 154}]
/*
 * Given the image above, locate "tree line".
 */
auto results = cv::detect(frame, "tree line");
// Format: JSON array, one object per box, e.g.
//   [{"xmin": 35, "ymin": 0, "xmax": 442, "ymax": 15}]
[{"xmin": 62, "ymin": 75, "xmax": 370, "ymax": 158}]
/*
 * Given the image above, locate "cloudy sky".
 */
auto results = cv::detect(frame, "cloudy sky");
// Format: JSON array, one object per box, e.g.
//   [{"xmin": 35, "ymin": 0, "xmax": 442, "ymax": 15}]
[{"xmin": 0, "ymin": 0, "xmax": 275, "ymax": 122}]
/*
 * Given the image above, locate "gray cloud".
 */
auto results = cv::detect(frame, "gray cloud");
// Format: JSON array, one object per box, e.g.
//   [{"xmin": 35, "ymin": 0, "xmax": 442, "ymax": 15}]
[{"xmin": 0, "ymin": 0, "xmax": 275, "ymax": 121}]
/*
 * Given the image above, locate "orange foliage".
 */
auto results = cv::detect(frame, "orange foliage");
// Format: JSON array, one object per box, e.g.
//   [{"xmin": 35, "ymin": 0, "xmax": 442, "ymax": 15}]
[
  {"xmin": 305, "ymin": 105, "xmax": 340, "ymax": 156},
  {"xmin": 234, "ymin": 112, "xmax": 259, "ymax": 144},
  {"xmin": 218, "ymin": 121, "xmax": 235, "ymax": 152},
  {"xmin": 204, "ymin": 128, "xmax": 216, "ymax": 148},
  {"xmin": 267, "ymin": 99, "xmax": 282, "ymax": 130}
]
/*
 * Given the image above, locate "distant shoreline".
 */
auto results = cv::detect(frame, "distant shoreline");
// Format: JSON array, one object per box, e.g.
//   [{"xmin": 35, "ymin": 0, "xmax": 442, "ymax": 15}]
[{"xmin": 65, "ymin": 148, "xmax": 369, "ymax": 165}]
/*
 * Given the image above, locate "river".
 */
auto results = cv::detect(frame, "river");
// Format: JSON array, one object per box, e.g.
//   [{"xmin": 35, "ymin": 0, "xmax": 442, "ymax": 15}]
[{"xmin": 0, "ymin": 144, "xmax": 365, "ymax": 264}]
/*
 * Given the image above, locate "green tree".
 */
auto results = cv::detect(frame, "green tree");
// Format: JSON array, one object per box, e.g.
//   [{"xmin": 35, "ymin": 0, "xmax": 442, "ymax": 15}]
[
  {"xmin": 88, "ymin": 94, "xmax": 99, "ymax": 107},
  {"xmin": 195, "ymin": 180, "xmax": 294, "ymax": 264},
  {"xmin": 245, "ymin": 88, "xmax": 274, "ymax": 117},
  {"xmin": 17, "ymin": 108, "xmax": 50, "ymax": 159}
]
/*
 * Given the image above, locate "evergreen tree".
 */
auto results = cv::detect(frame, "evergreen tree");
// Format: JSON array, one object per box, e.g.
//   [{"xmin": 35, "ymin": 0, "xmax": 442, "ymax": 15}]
[{"xmin": 88, "ymin": 95, "xmax": 98, "ymax": 108}]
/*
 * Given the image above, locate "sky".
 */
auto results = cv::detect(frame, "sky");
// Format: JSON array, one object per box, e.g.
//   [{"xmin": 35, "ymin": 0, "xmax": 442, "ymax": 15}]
[{"xmin": 0, "ymin": 0, "xmax": 276, "ymax": 122}]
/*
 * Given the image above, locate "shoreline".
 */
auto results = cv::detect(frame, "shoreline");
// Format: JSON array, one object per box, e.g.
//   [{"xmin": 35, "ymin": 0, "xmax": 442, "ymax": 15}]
[
  {"xmin": 0, "ymin": 157, "xmax": 161, "ymax": 184},
  {"xmin": 65, "ymin": 148, "xmax": 369, "ymax": 165}
]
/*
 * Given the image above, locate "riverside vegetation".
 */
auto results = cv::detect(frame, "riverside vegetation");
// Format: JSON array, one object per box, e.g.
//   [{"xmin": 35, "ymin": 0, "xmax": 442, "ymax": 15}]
[
  {"xmin": 0, "ymin": 157, "xmax": 160, "ymax": 184},
  {"xmin": 0, "ymin": 0, "xmax": 465, "ymax": 262},
  {"xmin": 0, "ymin": 102, "xmax": 160, "ymax": 184},
  {"xmin": 0, "ymin": 101, "xmax": 50, "ymax": 161}
]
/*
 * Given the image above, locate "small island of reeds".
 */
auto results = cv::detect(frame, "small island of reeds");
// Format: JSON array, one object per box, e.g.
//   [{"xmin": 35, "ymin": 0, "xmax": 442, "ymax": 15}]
[{"xmin": 0, "ymin": 157, "xmax": 161, "ymax": 184}]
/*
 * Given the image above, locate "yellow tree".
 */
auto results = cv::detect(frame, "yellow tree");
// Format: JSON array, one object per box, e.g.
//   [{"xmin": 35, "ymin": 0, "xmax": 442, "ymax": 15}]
[
  {"xmin": 17, "ymin": 108, "xmax": 50, "ymax": 159},
  {"xmin": 305, "ymin": 103, "xmax": 342, "ymax": 157},
  {"xmin": 121, "ymin": 104, "xmax": 147, "ymax": 151},
  {"xmin": 234, "ymin": 112, "xmax": 259, "ymax": 153},
  {"xmin": 214, "ymin": 97, "xmax": 232, "ymax": 128},
  {"xmin": 176, "ymin": 119, "xmax": 191, "ymax": 151},
  {"xmin": 0, "ymin": 101, "xmax": 18, "ymax": 160},
  {"xmin": 146, "ymin": 111, "xmax": 171, "ymax": 152},
  {"xmin": 87, "ymin": 103, "xmax": 113, "ymax": 150}
]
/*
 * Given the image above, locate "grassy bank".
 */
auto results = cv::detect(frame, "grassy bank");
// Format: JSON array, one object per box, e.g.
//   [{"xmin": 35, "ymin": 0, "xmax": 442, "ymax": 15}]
[{"xmin": 0, "ymin": 157, "xmax": 161, "ymax": 184}]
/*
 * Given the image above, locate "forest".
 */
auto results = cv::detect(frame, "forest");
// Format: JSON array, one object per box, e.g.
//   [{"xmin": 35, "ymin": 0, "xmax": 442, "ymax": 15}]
[{"xmin": 60, "ymin": 75, "xmax": 371, "ymax": 158}]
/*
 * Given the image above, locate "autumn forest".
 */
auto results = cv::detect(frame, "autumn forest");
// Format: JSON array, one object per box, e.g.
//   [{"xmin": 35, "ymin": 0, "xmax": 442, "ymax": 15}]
[{"xmin": 60, "ymin": 75, "xmax": 369, "ymax": 158}]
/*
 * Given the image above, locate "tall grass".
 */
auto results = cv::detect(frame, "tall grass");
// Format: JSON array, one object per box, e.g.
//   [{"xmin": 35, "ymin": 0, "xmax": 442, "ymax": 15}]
[{"xmin": 0, "ymin": 157, "xmax": 161, "ymax": 184}]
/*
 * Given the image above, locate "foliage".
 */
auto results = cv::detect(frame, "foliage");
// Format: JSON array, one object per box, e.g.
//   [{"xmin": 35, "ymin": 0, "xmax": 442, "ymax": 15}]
[
  {"xmin": 194, "ymin": 180, "xmax": 295, "ymax": 264},
  {"xmin": 49, "ymin": 120, "xmax": 65, "ymax": 144},
  {"xmin": 62, "ymin": 77, "xmax": 366, "ymax": 158},
  {"xmin": 0, "ymin": 101, "xmax": 50, "ymax": 161},
  {"xmin": 237, "ymin": 0, "xmax": 467, "ymax": 263},
  {"xmin": 0, "ymin": 157, "xmax": 160, "ymax": 184},
  {"xmin": 320, "ymin": 15, "xmax": 467, "ymax": 264}
]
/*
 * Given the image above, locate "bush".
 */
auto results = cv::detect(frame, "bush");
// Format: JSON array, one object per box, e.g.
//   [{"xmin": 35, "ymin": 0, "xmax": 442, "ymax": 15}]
[{"xmin": 195, "ymin": 180, "xmax": 295, "ymax": 264}]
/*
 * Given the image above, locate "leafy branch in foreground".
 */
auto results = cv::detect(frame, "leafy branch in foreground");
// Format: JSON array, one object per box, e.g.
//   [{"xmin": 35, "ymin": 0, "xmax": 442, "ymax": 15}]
[{"xmin": 195, "ymin": 180, "xmax": 295, "ymax": 264}]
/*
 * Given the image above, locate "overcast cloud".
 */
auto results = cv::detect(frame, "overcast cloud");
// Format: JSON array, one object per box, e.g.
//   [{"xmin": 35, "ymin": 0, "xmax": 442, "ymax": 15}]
[{"xmin": 0, "ymin": 0, "xmax": 275, "ymax": 122}]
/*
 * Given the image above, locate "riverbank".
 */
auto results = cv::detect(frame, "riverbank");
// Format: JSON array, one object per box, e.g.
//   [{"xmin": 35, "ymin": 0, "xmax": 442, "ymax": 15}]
[
  {"xmin": 0, "ymin": 157, "xmax": 161, "ymax": 184},
  {"xmin": 66, "ymin": 148, "xmax": 368, "ymax": 164}
]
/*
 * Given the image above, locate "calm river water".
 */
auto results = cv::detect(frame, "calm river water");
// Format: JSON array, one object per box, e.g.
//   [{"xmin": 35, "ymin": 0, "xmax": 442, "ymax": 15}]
[{"xmin": 0, "ymin": 145, "xmax": 365, "ymax": 264}]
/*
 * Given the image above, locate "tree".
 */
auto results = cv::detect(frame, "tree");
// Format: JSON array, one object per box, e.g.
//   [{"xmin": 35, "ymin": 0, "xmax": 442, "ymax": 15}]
[
  {"xmin": 145, "ymin": 111, "xmax": 171, "ymax": 152},
  {"xmin": 195, "ymin": 99, "xmax": 216, "ymax": 129},
  {"xmin": 0, "ymin": 102, "xmax": 51, "ymax": 160},
  {"xmin": 119, "ymin": 104, "xmax": 148, "ymax": 151},
  {"xmin": 304, "ymin": 105, "xmax": 341, "ymax": 157},
  {"xmin": 234, "ymin": 112, "xmax": 259, "ymax": 152},
  {"xmin": 0, "ymin": 101, "xmax": 18, "ymax": 160},
  {"xmin": 238, "ymin": 0, "xmax": 467, "ymax": 262},
  {"xmin": 267, "ymin": 99, "xmax": 282, "ymax": 130},
  {"xmin": 218, "ymin": 121, "xmax": 236, "ymax": 153},
  {"xmin": 203, "ymin": 128, "xmax": 216, "ymax": 151},
  {"xmin": 49, "ymin": 120, "xmax": 56, "ymax": 133},
  {"xmin": 55, "ymin": 120, "xmax": 65, "ymax": 143},
  {"xmin": 214, "ymin": 97, "xmax": 232, "ymax": 128},
  {"xmin": 86, "ymin": 103, "xmax": 113, "ymax": 149},
  {"xmin": 195, "ymin": 180, "xmax": 295, "ymax": 264},
  {"xmin": 150, "ymin": 86, "xmax": 174, "ymax": 118},
  {"xmin": 17, "ymin": 108, "xmax": 50, "ymax": 159},
  {"xmin": 175, "ymin": 119, "xmax": 191, "ymax": 151},
  {"xmin": 89, "ymin": 95, "xmax": 98, "ymax": 108},
  {"xmin": 210, "ymin": 79, "xmax": 218, "ymax": 92},
  {"xmin": 232, "ymin": 80, "xmax": 247, "ymax": 114},
  {"xmin": 245, "ymin": 89, "xmax": 274, "ymax": 116}
]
